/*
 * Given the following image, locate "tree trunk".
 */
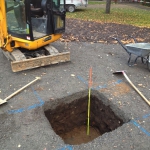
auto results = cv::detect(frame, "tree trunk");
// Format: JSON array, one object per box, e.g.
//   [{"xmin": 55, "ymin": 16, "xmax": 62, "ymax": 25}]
[{"xmin": 106, "ymin": 0, "xmax": 111, "ymax": 14}]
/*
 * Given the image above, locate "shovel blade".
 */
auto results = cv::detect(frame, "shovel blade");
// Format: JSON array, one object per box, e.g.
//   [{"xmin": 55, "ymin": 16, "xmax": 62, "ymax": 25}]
[
  {"xmin": 113, "ymin": 70, "xmax": 126, "ymax": 74},
  {"xmin": 0, "ymin": 99, "xmax": 7, "ymax": 105}
]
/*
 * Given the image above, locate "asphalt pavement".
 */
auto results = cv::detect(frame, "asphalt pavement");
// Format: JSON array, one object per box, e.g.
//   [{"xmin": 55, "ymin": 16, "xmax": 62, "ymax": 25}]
[{"xmin": 0, "ymin": 41, "xmax": 150, "ymax": 150}]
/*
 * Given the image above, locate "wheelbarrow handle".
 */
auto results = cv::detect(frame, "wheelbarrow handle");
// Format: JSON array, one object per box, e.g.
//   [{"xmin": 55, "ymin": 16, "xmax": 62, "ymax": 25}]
[{"xmin": 112, "ymin": 37, "xmax": 130, "ymax": 54}]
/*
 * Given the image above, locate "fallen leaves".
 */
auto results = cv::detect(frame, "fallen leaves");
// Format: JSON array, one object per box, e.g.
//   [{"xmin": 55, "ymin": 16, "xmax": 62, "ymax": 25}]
[
  {"xmin": 62, "ymin": 18, "xmax": 150, "ymax": 44},
  {"xmin": 138, "ymin": 84, "xmax": 146, "ymax": 88}
]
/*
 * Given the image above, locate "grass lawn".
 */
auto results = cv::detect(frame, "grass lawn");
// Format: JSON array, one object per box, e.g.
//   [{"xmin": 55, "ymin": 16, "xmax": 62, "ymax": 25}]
[{"xmin": 66, "ymin": 3, "xmax": 150, "ymax": 28}]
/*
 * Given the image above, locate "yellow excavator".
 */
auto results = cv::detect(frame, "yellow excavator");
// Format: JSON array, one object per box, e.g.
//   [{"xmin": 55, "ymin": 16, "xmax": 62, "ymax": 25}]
[{"xmin": 0, "ymin": 0, "xmax": 70, "ymax": 72}]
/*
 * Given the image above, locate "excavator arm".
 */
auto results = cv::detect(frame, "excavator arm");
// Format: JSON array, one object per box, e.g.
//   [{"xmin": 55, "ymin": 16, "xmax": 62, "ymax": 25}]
[
  {"xmin": 0, "ymin": 12, "xmax": 4, "ymax": 47},
  {"xmin": 0, "ymin": 0, "xmax": 10, "ymax": 48}
]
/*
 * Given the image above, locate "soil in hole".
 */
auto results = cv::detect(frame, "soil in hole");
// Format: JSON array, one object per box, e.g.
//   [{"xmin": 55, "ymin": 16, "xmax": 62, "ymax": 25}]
[
  {"xmin": 44, "ymin": 94, "xmax": 124, "ymax": 145},
  {"xmin": 60, "ymin": 125, "xmax": 100, "ymax": 145}
]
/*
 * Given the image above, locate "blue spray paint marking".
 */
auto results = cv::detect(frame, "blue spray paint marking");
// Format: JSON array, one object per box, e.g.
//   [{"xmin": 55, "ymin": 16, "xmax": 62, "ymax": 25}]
[
  {"xmin": 8, "ymin": 88, "xmax": 44, "ymax": 114},
  {"xmin": 8, "ymin": 108, "xmax": 25, "ymax": 114},
  {"xmin": 95, "ymin": 79, "xmax": 123, "ymax": 90},
  {"xmin": 95, "ymin": 84, "xmax": 107, "ymax": 90},
  {"xmin": 134, "ymin": 113, "xmax": 150, "ymax": 121},
  {"xmin": 77, "ymin": 75, "xmax": 95, "ymax": 90},
  {"xmin": 130, "ymin": 120, "xmax": 150, "ymax": 137},
  {"xmin": 77, "ymin": 75, "xmax": 123, "ymax": 90},
  {"xmin": 58, "ymin": 145, "xmax": 73, "ymax": 150},
  {"xmin": 115, "ymin": 79, "xmax": 123, "ymax": 84},
  {"xmin": 77, "ymin": 75, "xmax": 88, "ymax": 86},
  {"xmin": 142, "ymin": 113, "xmax": 150, "ymax": 119}
]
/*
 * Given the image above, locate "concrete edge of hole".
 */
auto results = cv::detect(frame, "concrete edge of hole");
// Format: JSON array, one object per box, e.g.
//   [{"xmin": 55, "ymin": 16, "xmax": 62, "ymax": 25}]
[{"xmin": 42, "ymin": 89, "xmax": 130, "ymax": 123}]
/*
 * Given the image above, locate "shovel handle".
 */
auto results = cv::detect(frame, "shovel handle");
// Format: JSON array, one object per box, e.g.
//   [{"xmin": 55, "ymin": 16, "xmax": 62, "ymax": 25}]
[
  {"xmin": 122, "ymin": 71, "xmax": 150, "ymax": 106},
  {"xmin": 4, "ymin": 77, "xmax": 41, "ymax": 102}
]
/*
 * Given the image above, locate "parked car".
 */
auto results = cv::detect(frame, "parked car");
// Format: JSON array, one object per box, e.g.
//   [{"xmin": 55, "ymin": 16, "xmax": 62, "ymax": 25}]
[{"xmin": 65, "ymin": 0, "xmax": 88, "ymax": 12}]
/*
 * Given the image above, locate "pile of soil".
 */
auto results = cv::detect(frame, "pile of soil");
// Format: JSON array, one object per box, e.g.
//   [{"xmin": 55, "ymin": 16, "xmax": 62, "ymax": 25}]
[{"xmin": 62, "ymin": 18, "xmax": 150, "ymax": 44}]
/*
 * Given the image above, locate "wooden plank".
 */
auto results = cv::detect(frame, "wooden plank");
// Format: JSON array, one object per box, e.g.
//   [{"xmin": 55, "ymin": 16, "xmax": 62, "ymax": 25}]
[{"xmin": 11, "ymin": 52, "xmax": 70, "ymax": 72}]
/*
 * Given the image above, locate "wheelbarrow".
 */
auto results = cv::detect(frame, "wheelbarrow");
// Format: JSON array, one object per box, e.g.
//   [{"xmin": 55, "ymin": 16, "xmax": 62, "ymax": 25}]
[{"xmin": 113, "ymin": 37, "xmax": 150, "ymax": 71}]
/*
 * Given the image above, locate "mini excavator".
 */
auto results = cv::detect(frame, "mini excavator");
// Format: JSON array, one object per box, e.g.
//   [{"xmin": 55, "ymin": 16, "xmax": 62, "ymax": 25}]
[{"xmin": 0, "ymin": 0, "xmax": 70, "ymax": 72}]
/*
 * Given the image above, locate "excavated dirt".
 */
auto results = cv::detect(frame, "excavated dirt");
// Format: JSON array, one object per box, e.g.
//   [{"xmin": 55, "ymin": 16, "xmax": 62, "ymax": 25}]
[
  {"xmin": 60, "ymin": 125, "xmax": 100, "ymax": 145},
  {"xmin": 112, "ymin": 82, "xmax": 131, "ymax": 97},
  {"xmin": 44, "ymin": 94, "xmax": 125, "ymax": 145},
  {"xmin": 62, "ymin": 18, "xmax": 150, "ymax": 44},
  {"xmin": 100, "ymin": 82, "xmax": 131, "ymax": 97}
]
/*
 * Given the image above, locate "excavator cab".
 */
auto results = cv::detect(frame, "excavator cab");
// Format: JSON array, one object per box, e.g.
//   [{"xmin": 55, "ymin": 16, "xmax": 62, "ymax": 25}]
[
  {"xmin": 7, "ymin": 0, "xmax": 65, "ymax": 40},
  {"xmin": 0, "ymin": 0, "xmax": 70, "ymax": 72}
]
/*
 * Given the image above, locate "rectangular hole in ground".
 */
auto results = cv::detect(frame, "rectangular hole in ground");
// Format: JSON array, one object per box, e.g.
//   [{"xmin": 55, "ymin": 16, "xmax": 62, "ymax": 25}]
[{"xmin": 44, "ymin": 92, "xmax": 129, "ymax": 145}]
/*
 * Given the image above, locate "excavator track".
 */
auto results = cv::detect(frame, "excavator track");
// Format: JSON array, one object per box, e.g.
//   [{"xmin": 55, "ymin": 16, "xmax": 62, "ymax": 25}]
[{"xmin": 9, "ymin": 45, "xmax": 70, "ymax": 72}]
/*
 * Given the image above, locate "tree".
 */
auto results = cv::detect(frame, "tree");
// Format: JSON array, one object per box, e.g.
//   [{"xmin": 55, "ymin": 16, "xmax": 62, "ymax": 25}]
[{"xmin": 106, "ymin": 0, "xmax": 111, "ymax": 14}]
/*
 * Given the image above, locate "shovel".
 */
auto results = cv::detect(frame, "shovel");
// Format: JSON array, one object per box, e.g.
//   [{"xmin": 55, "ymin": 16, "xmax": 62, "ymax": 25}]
[
  {"xmin": 113, "ymin": 71, "xmax": 150, "ymax": 106},
  {"xmin": 0, "ymin": 77, "xmax": 41, "ymax": 105}
]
